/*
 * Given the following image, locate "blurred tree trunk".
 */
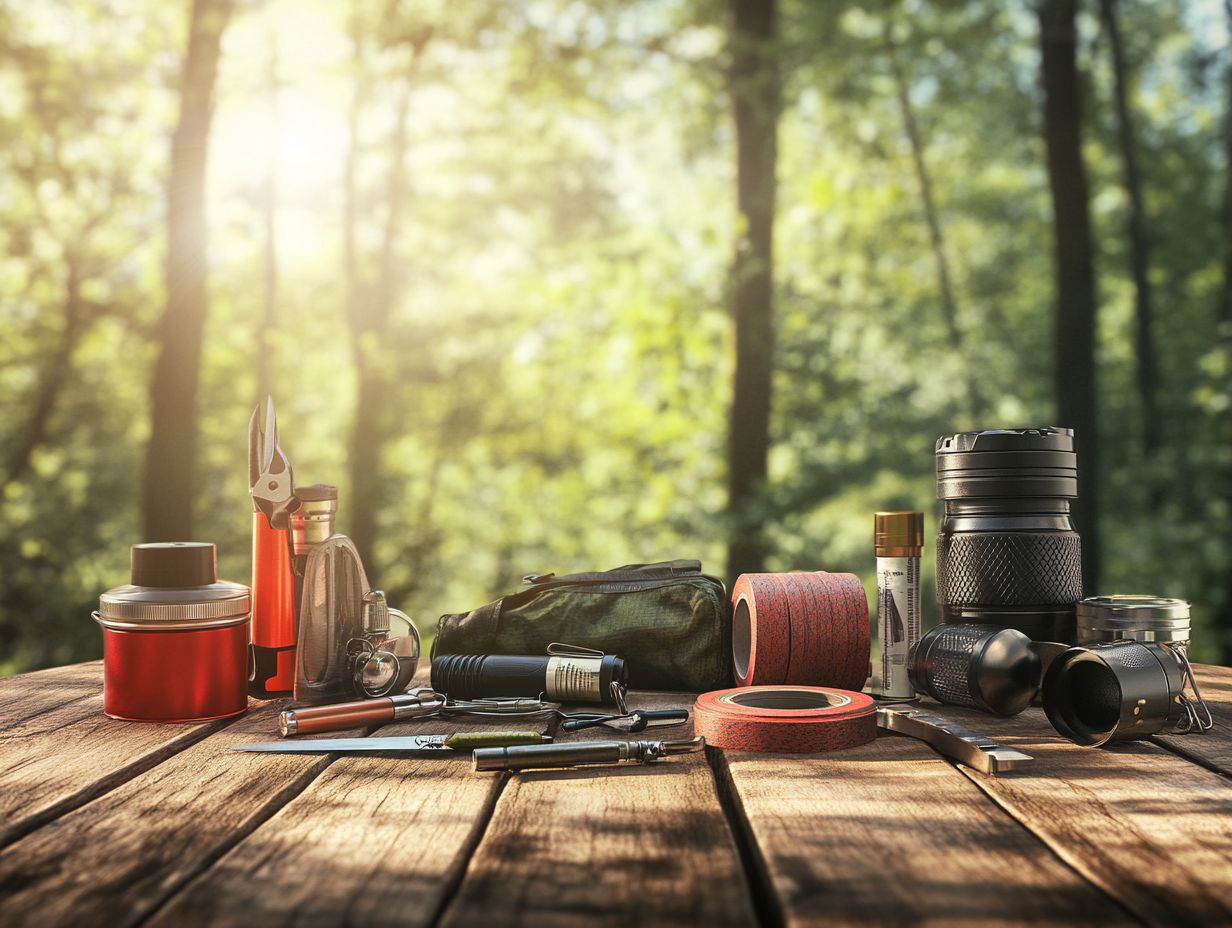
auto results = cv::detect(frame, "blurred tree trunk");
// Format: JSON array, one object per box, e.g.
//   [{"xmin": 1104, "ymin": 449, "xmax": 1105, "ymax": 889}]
[
  {"xmin": 256, "ymin": 33, "xmax": 278, "ymax": 404},
  {"xmin": 884, "ymin": 20, "xmax": 984, "ymax": 423},
  {"xmin": 344, "ymin": 21, "xmax": 430, "ymax": 569},
  {"xmin": 1039, "ymin": 0, "xmax": 1100, "ymax": 594},
  {"xmin": 143, "ymin": 0, "xmax": 233, "ymax": 541},
  {"xmin": 1099, "ymin": 0, "xmax": 1160, "ymax": 499},
  {"xmin": 725, "ymin": 0, "xmax": 779, "ymax": 582},
  {"xmin": 5, "ymin": 254, "xmax": 84, "ymax": 484}
]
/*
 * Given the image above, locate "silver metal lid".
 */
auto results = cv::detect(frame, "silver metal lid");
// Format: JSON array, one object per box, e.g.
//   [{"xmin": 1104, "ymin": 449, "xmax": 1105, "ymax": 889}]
[
  {"xmin": 1076, "ymin": 595, "xmax": 1190, "ymax": 645},
  {"xmin": 96, "ymin": 582, "xmax": 250, "ymax": 630}
]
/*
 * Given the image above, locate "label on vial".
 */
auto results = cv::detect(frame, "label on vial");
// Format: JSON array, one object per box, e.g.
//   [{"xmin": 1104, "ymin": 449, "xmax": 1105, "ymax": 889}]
[
  {"xmin": 877, "ymin": 556, "xmax": 920, "ymax": 699},
  {"xmin": 545, "ymin": 656, "xmax": 604, "ymax": 701}
]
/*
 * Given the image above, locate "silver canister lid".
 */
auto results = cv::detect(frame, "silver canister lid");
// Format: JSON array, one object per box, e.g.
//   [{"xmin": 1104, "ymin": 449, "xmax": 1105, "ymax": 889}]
[
  {"xmin": 1076, "ymin": 595, "xmax": 1190, "ymax": 645},
  {"xmin": 95, "ymin": 542, "xmax": 251, "ymax": 631}
]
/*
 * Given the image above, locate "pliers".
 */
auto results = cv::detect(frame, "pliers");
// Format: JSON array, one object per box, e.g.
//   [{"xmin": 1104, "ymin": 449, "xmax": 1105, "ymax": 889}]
[{"xmin": 248, "ymin": 396, "xmax": 298, "ymax": 529}]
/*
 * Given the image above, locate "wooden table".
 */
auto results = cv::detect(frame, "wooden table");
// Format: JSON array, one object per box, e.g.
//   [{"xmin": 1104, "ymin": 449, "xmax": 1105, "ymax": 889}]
[{"xmin": 1, "ymin": 662, "xmax": 1230, "ymax": 927}]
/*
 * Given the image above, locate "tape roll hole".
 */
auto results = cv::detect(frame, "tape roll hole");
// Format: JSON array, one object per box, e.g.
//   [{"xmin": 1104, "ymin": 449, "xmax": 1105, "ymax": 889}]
[
  {"xmin": 725, "ymin": 690, "xmax": 849, "ymax": 711},
  {"xmin": 732, "ymin": 597, "xmax": 752, "ymax": 681}
]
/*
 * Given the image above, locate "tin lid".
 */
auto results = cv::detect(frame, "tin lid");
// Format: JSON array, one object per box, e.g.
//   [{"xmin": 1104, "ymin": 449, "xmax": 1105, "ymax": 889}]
[
  {"xmin": 874, "ymin": 512, "xmax": 924, "ymax": 556},
  {"xmin": 1076, "ymin": 595, "xmax": 1190, "ymax": 644},
  {"xmin": 96, "ymin": 543, "xmax": 250, "ymax": 630}
]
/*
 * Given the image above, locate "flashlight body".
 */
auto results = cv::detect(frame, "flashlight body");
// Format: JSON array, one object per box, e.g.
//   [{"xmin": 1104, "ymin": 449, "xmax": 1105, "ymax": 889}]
[
  {"xmin": 431, "ymin": 652, "xmax": 626, "ymax": 705},
  {"xmin": 1042, "ymin": 640, "xmax": 1184, "ymax": 746}
]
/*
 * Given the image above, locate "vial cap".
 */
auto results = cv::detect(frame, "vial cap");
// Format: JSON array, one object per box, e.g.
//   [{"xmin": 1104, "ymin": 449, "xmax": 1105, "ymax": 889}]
[{"xmin": 874, "ymin": 512, "xmax": 924, "ymax": 556}]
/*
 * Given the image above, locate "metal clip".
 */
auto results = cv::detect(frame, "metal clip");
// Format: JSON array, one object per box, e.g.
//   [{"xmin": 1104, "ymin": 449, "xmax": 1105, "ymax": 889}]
[
  {"xmin": 1165, "ymin": 644, "xmax": 1214, "ymax": 735},
  {"xmin": 611, "ymin": 679, "xmax": 629, "ymax": 715},
  {"xmin": 546, "ymin": 642, "xmax": 604, "ymax": 658}
]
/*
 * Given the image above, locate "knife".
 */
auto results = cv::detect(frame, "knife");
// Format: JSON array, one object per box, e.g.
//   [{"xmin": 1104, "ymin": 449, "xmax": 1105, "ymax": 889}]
[{"xmin": 234, "ymin": 731, "xmax": 550, "ymax": 755}]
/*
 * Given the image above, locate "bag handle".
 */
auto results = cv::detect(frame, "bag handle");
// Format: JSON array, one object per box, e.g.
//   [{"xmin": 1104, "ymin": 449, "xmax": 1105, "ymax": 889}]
[{"xmin": 521, "ymin": 560, "xmax": 701, "ymax": 589}]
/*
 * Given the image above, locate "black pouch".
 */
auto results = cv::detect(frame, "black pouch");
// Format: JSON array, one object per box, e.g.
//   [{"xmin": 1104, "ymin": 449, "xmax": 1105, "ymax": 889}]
[{"xmin": 432, "ymin": 560, "xmax": 731, "ymax": 692}]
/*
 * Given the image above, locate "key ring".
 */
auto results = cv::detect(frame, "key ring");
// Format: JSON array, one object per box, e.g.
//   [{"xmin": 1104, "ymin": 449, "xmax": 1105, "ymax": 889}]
[{"xmin": 345, "ymin": 636, "xmax": 403, "ymax": 698}]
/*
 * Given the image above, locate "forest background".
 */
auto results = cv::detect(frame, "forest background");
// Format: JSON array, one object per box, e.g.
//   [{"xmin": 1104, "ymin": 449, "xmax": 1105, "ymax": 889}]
[{"xmin": 2, "ymin": 0, "xmax": 1231, "ymax": 675}]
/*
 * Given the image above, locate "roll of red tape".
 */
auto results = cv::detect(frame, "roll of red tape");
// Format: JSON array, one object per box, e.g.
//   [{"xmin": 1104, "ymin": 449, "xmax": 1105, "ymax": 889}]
[
  {"xmin": 694, "ymin": 685, "xmax": 877, "ymax": 753},
  {"xmin": 732, "ymin": 571, "xmax": 869, "ymax": 691},
  {"xmin": 732, "ymin": 573, "xmax": 791, "ymax": 686}
]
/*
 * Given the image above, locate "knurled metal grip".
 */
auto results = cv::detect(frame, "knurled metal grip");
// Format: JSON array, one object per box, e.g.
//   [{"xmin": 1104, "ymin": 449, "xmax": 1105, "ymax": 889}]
[{"xmin": 936, "ymin": 532, "xmax": 1082, "ymax": 607}]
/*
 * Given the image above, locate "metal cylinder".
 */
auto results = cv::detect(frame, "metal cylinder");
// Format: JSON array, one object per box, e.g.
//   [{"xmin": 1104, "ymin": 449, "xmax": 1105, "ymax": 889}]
[
  {"xmin": 874, "ymin": 511, "xmax": 924, "ymax": 701},
  {"xmin": 472, "ymin": 740, "xmax": 629, "ymax": 772},
  {"xmin": 908, "ymin": 623, "xmax": 1041, "ymax": 717},
  {"xmin": 935, "ymin": 427, "xmax": 1083, "ymax": 643},
  {"xmin": 431, "ymin": 652, "xmax": 627, "ymax": 705},
  {"xmin": 96, "ymin": 542, "xmax": 250, "ymax": 722},
  {"xmin": 1076, "ymin": 596, "xmax": 1190, "ymax": 646},
  {"xmin": 1041, "ymin": 640, "xmax": 1184, "ymax": 746},
  {"xmin": 291, "ymin": 484, "xmax": 338, "ymax": 558}
]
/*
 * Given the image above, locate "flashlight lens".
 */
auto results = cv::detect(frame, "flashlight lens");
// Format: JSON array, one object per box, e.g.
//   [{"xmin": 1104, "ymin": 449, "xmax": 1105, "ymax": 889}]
[{"xmin": 1066, "ymin": 660, "xmax": 1120, "ymax": 735}]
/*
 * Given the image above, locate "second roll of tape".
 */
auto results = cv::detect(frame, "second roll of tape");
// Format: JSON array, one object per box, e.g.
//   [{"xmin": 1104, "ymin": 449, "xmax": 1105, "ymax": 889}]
[
  {"xmin": 695, "ymin": 686, "xmax": 878, "ymax": 752},
  {"xmin": 732, "ymin": 571, "xmax": 870, "ymax": 692}
]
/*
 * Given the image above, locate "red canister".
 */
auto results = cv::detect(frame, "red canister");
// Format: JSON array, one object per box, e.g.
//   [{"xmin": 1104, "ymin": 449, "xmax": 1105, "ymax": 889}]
[{"xmin": 95, "ymin": 543, "xmax": 250, "ymax": 722}]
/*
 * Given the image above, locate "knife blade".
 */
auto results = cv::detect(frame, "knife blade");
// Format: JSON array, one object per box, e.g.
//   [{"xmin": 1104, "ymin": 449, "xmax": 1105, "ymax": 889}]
[{"xmin": 233, "ymin": 731, "xmax": 550, "ymax": 755}]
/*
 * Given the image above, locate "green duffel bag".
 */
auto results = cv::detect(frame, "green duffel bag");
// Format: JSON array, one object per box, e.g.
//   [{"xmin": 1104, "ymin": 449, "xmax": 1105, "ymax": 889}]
[{"xmin": 432, "ymin": 560, "xmax": 731, "ymax": 692}]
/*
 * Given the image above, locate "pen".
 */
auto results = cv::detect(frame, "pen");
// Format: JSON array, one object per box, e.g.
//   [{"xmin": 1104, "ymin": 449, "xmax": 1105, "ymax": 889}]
[{"xmin": 279, "ymin": 689, "xmax": 445, "ymax": 736}]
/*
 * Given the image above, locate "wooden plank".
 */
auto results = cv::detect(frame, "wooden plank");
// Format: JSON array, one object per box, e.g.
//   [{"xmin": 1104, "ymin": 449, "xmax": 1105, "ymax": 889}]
[
  {"xmin": 0, "ymin": 660, "xmax": 102, "ymax": 726},
  {"xmin": 716, "ymin": 728, "xmax": 1133, "ymax": 927},
  {"xmin": 0, "ymin": 699, "xmax": 357, "ymax": 927},
  {"xmin": 0, "ymin": 662, "xmax": 232, "ymax": 847},
  {"xmin": 938, "ymin": 699, "xmax": 1232, "ymax": 927},
  {"xmin": 1152, "ymin": 663, "xmax": 1232, "ymax": 777},
  {"xmin": 438, "ymin": 691, "xmax": 758, "ymax": 928},
  {"xmin": 145, "ymin": 712, "xmax": 549, "ymax": 928}
]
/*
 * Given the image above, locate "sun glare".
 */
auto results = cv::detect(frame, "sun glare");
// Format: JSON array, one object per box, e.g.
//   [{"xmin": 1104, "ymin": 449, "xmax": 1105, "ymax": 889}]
[{"xmin": 208, "ymin": 1, "xmax": 350, "ymax": 262}]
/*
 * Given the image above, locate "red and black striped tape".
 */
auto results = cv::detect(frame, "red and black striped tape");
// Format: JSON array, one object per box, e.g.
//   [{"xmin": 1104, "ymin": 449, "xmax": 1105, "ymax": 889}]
[
  {"xmin": 694, "ymin": 685, "xmax": 877, "ymax": 753},
  {"xmin": 731, "ymin": 571, "xmax": 870, "ymax": 691}
]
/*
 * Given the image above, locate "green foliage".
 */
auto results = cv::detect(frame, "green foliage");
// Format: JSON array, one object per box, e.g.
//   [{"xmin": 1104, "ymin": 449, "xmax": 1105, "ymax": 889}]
[{"xmin": 1, "ymin": 0, "xmax": 1230, "ymax": 674}]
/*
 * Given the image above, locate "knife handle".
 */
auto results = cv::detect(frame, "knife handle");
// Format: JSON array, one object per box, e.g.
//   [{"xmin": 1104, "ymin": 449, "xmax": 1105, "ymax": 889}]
[{"xmin": 444, "ymin": 731, "xmax": 547, "ymax": 751}]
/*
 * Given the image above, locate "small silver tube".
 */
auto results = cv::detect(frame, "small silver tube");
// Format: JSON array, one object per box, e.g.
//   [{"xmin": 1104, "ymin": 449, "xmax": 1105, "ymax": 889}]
[{"xmin": 874, "ymin": 512, "xmax": 924, "ymax": 701}]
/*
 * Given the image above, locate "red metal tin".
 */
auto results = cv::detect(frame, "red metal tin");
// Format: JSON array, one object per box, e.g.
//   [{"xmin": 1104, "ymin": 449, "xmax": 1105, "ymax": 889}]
[
  {"xmin": 95, "ymin": 543, "xmax": 250, "ymax": 723},
  {"xmin": 100, "ymin": 620, "xmax": 249, "ymax": 722}
]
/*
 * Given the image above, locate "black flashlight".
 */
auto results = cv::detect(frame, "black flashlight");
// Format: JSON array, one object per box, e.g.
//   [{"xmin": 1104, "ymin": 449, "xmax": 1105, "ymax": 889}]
[
  {"xmin": 431, "ymin": 650, "xmax": 627, "ymax": 706},
  {"xmin": 1041, "ymin": 640, "xmax": 1185, "ymax": 747}
]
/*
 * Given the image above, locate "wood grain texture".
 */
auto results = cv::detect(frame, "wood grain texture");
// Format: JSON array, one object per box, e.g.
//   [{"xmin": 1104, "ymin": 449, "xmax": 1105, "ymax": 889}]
[
  {"xmin": 0, "ymin": 699, "xmax": 351, "ymax": 928},
  {"xmin": 0, "ymin": 660, "xmax": 102, "ymax": 726},
  {"xmin": 716, "ymin": 730, "xmax": 1131, "ymax": 927},
  {"xmin": 146, "ymin": 713, "xmax": 546, "ymax": 928},
  {"xmin": 1153, "ymin": 663, "xmax": 1232, "ymax": 776},
  {"xmin": 939, "ymin": 699, "xmax": 1232, "ymax": 927},
  {"xmin": 0, "ymin": 662, "xmax": 231, "ymax": 847},
  {"xmin": 438, "ymin": 691, "xmax": 758, "ymax": 928}
]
